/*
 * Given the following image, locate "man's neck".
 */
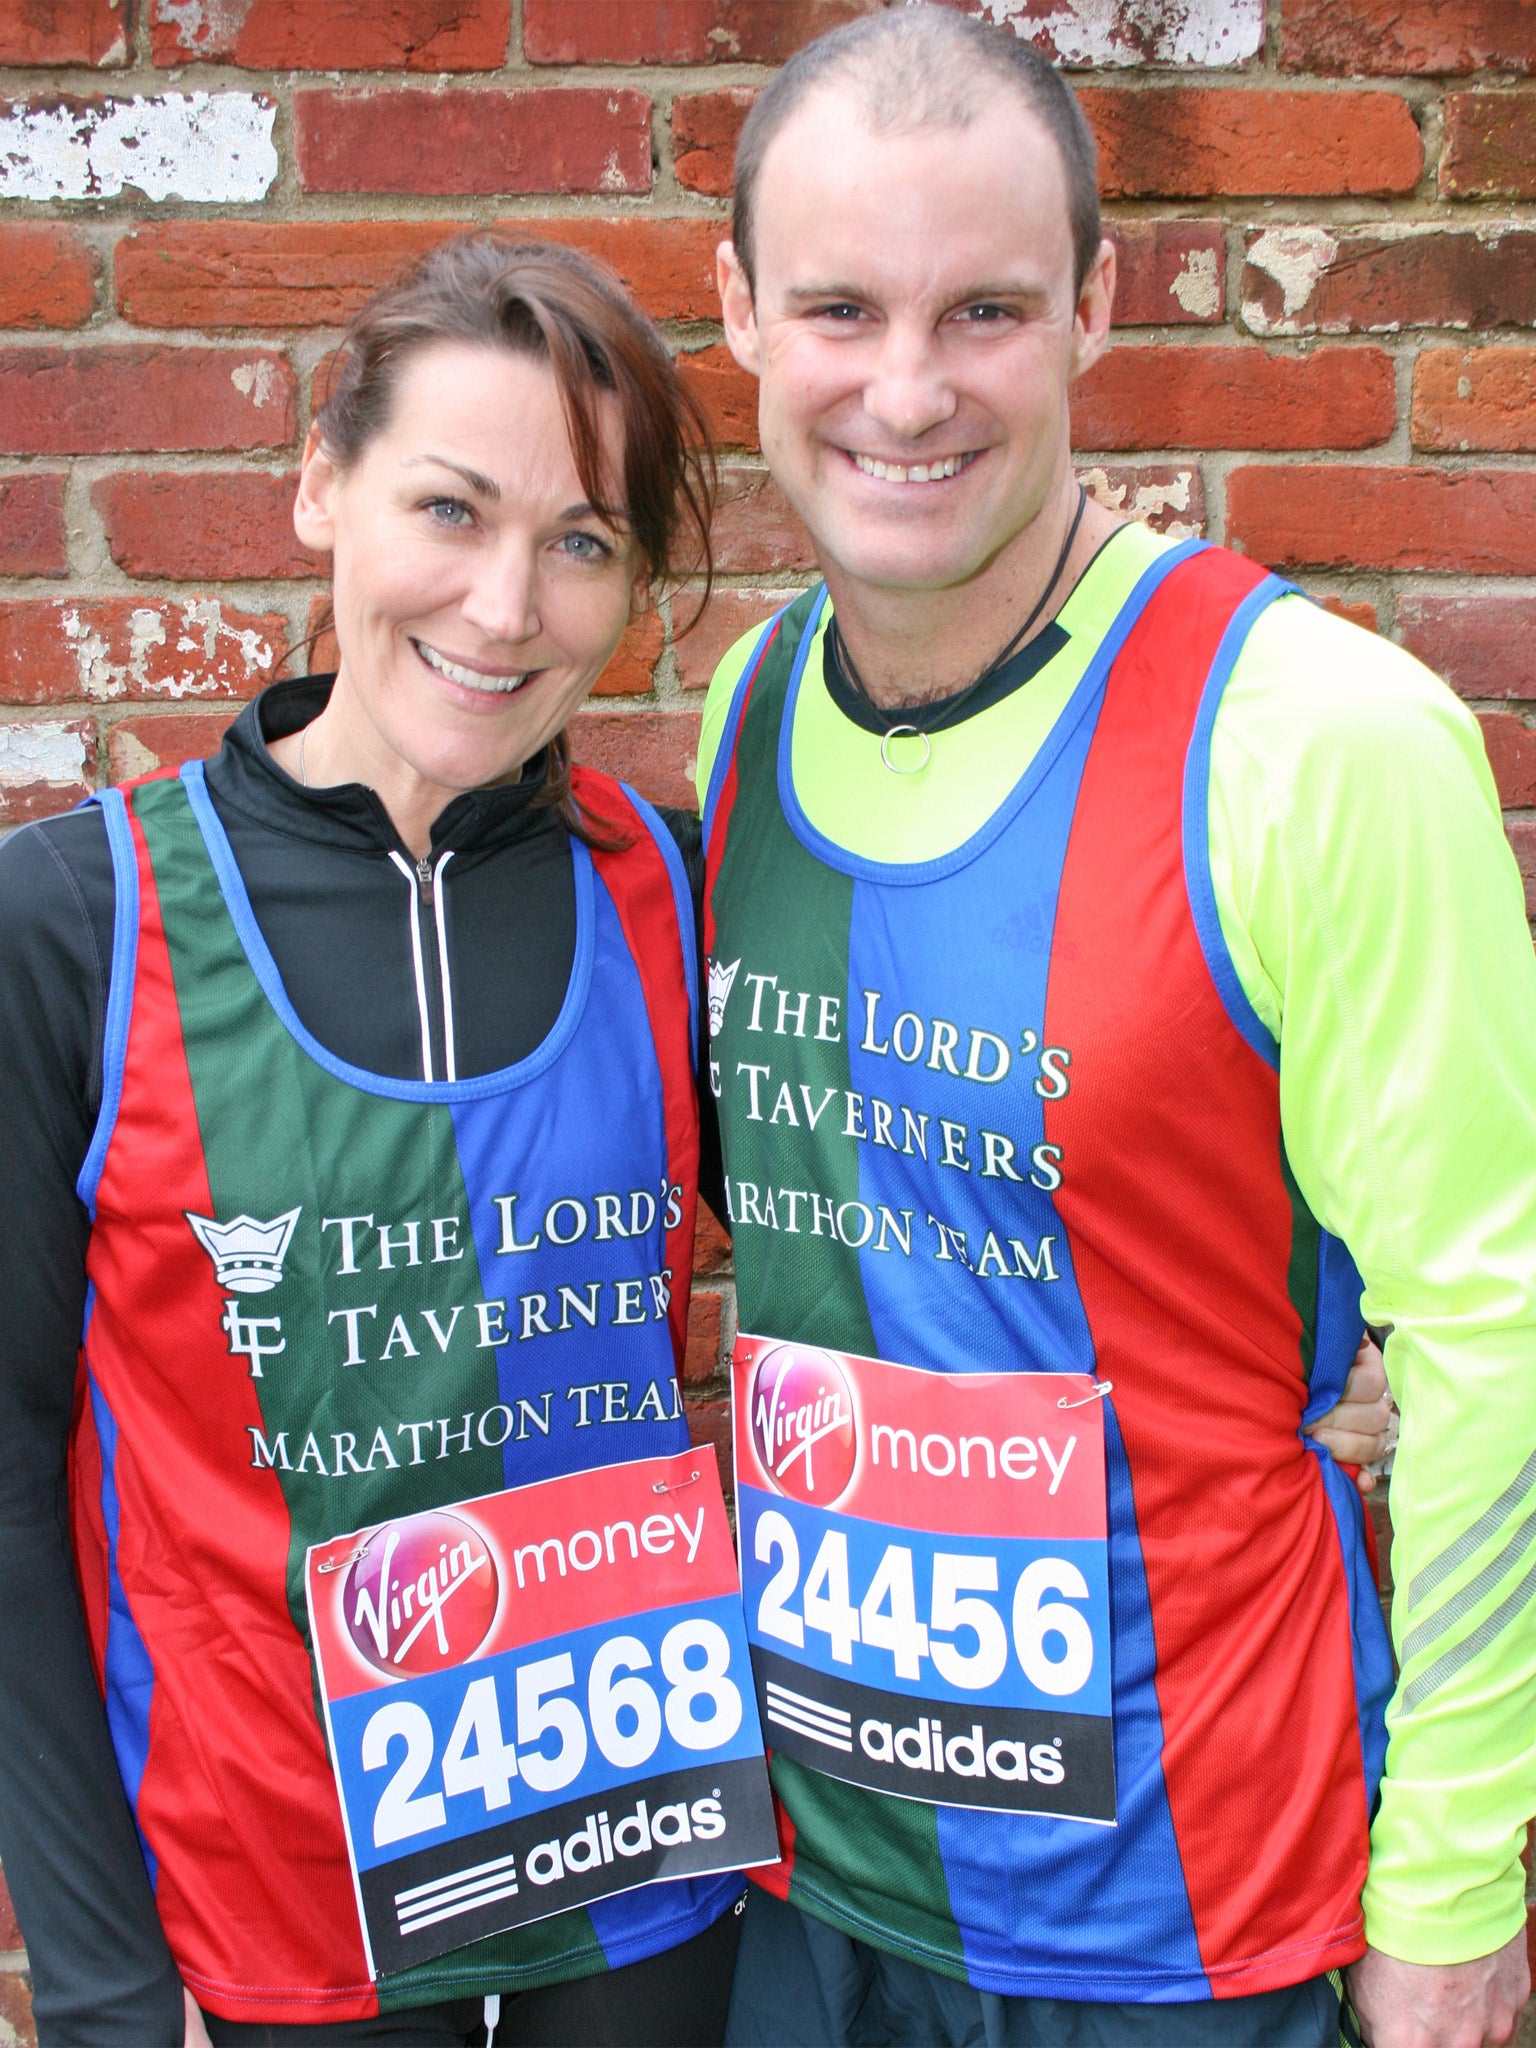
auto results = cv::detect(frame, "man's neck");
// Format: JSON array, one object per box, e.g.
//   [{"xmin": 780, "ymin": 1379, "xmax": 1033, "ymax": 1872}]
[{"xmin": 822, "ymin": 490, "xmax": 1124, "ymax": 712}]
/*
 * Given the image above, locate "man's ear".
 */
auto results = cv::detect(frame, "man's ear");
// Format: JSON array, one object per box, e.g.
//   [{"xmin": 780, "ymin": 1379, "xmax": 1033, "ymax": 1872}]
[
  {"xmin": 292, "ymin": 425, "xmax": 340, "ymax": 554},
  {"xmin": 716, "ymin": 239, "xmax": 761, "ymax": 377},
  {"xmin": 1068, "ymin": 236, "xmax": 1117, "ymax": 383}
]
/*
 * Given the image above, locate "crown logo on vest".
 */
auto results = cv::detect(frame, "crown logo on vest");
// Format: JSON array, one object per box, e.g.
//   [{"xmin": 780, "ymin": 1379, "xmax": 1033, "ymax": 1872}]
[
  {"xmin": 185, "ymin": 1207, "xmax": 301, "ymax": 1294},
  {"xmin": 707, "ymin": 957, "xmax": 740, "ymax": 1038}
]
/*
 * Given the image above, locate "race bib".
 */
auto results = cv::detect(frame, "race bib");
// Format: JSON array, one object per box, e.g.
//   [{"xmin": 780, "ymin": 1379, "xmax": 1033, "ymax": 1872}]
[
  {"xmin": 306, "ymin": 1449, "xmax": 779, "ymax": 1977},
  {"xmin": 732, "ymin": 1336, "xmax": 1115, "ymax": 1824}
]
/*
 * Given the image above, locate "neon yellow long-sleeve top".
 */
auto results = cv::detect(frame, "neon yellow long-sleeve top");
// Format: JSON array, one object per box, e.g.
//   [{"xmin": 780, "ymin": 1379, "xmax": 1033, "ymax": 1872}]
[{"xmin": 695, "ymin": 519, "xmax": 1536, "ymax": 1966}]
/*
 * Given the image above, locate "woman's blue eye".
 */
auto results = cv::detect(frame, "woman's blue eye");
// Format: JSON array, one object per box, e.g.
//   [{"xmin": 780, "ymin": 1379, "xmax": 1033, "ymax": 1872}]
[
  {"xmin": 559, "ymin": 531, "xmax": 610, "ymax": 560},
  {"xmin": 424, "ymin": 497, "xmax": 472, "ymax": 526}
]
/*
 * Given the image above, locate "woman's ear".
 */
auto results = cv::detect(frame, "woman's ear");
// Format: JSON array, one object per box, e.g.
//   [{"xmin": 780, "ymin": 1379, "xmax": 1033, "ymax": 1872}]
[
  {"xmin": 628, "ymin": 567, "xmax": 653, "ymax": 622},
  {"xmin": 293, "ymin": 425, "xmax": 340, "ymax": 554}
]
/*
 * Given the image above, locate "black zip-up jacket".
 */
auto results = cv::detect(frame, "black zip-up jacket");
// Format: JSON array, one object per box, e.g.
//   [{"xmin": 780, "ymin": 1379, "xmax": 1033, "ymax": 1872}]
[{"xmin": 0, "ymin": 676, "xmax": 717, "ymax": 2045}]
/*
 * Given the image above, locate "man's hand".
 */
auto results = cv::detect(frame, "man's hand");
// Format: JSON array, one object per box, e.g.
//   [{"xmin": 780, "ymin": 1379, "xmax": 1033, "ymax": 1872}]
[
  {"xmin": 1346, "ymin": 1928, "xmax": 1530, "ymax": 2048},
  {"xmin": 1305, "ymin": 1334, "xmax": 1397, "ymax": 1495},
  {"xmin": 184, "ymin": 1987, "xmax": 214, "ymax": 2048}
]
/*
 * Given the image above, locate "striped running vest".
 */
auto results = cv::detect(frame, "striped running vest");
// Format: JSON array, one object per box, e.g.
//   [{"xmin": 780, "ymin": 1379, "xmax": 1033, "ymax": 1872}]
[
  {"xmin": 68, "ymin": 760, "xmax": 738, "ymax": 2025},
  {"xmin": 702, "ymin": 541, "xmax": 1395, "ymax": 2002}
]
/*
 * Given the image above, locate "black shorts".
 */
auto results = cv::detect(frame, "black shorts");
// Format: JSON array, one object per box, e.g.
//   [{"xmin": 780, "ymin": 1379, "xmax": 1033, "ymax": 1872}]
[{"xmin": 723, "ymin": 1888, "xmax": 1351, "ymax": 2048}]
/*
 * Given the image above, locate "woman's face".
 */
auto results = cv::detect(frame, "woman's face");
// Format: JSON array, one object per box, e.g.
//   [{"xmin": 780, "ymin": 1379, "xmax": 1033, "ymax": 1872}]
[{"xmin": 294, "ymin": 341, "xmax": 646, "ymax": 797}]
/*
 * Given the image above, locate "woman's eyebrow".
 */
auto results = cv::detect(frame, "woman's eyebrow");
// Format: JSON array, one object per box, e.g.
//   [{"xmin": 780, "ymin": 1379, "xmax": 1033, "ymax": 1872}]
[{"xmin": 402, "ymin": 454, "xmax": 500, "ymax": 498}]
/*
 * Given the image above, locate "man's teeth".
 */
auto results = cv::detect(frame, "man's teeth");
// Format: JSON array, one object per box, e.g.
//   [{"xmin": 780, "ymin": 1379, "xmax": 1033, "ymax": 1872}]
[
  {"xmin": 415, "ymin": 642, "xmax": 527, "ymax": 693},
  {"xmin": 851, "ymin": 452, "xmax": 972, "ymax": 483}
]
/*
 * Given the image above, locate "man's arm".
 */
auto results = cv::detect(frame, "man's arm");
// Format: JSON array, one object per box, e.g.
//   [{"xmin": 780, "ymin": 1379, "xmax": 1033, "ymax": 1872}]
[
  {"xmin": 0, "ymin": 817, "xmax": 185, "ymax": 2046},
  {"xmin": 1211, "ymin": 597, "xmax": 1536, "ymax": 1981}
]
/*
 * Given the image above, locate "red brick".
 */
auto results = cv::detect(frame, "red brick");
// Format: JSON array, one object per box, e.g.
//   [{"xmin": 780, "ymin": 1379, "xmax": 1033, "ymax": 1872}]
[
  {"xmin": 679, "ymin": 342, "xmax": 758, "ymax": 450},
  {"xmin": 1071, "ymin": 345, "xmax": 1395, "ymax": 452},
  {"xmin": 694, "ymin": 1203, "xmax": 732, "ymax": 1273},
  {"xmin": 0, "ymin": 0, "xmax": 127, "ymax": 65},
  {"xmin": 1398, "ymin": 593, "xmax": 1536, "ymax": 701},
  {"xmin": 684, "ymin": 1395, "xmax": 732, "ymax": 1500},
  {"xmin": 0, "ymin": 597, "xmax": 284, "ymax": 706},
  {"xmin": 590, "ymin": 609, "xmax": 664, "ymax": 698},
  {"xmin": 673, "ymin": 88, "xmax": 756, "ymax": 198},
  {"xmin": 0, "ymin": 1968, "xmax": 36, "ymax": 2048},
  {"xmin": 0, "ymin": 226, "xmax": 97, "ymax": 329},
  {"xmin": 0, "ymin": 475, "xmax": 67, "ymax": 576},
  {"xmin": 1077, "ymin": 462, "xmax": 1206, "ymax": 536},
  {"xmin": 569, "ymin": 708, "xmax": 702, "ymax": 809},
  {"xmin": 674, "ymin": 586, "xmax": 802, "ymax": 691},
  {"xmin": 0, "ymin": 718, "xmax": 92, "ymax": 822},
  {"xmin": 1479, "ymin": 711, "xmax": 1536, "ymax": 807},
  {"xmin": 1318, "ymin": 596, "xmax": 1378, "ymax": 632},
  {"xmin": 1283, "ymin": 0, "xmax": 1536, "ymax": 77},
  {"xmin": 526, "ymin": 0, "xmax": 879, "ymax": 65},
  {"xmin": 1413, "ymin": 348, "xmax": 1536, "ymax": 452},
  {"xmin": 93, "ymin": 472, "xmax": 319, "ymax": 582},
  {"xmin": 150, "ymin": 0, "xmax": 509, "ymax": 69},
  {"xmin": 1227, "ymin": 465, "xmax": 1536, "ymax": 576},
  {"xmin": 1110, "ymin": 222, "xmax": 1225, "ymax": 326},
  {"xmin": 295, "ymin": 89, "xmax": 652, "ymax": 198},
  {"xmin": 0, "ymin": 1866, "xmax": 19, "ymax": 1950},
  {"xmin": 0, "ymin": 347, "xmax": 296, "ymax": 456},
  {"xmin": 108, "ymin": 711, "xmax": 238, "ymax": 780},
  {"xmin": 683, "ymin": 1290, "xmax": 723, "ymax": 1383},
  {"xmin": 1442, "ymin": 94, "xmax": 1536, "ymax": 199},
  {"xmin": 1083, "ymin": 87, "xmax": 1422, "ymax": 199},
  {"xmin": 301, "ymin": 595, "xmax": 339, "ymax": 677},
  {"xmin": 710, "ymin": 468, "xmax": 815, "ymax": 574},
  {"xmin": 1242, "ymin": 228, "xmax": 1536, "ymax": 337},
  {"xmin": 116, "ymin": 222, "xmax": 472, "ymax": 332},
  {"xmin": 1506, "ymin": 817, "xmax": 1536, "ymax": 917},
  {"xmin": 491, "ymin": 218, "xmax": 722, "ymax": 326}
]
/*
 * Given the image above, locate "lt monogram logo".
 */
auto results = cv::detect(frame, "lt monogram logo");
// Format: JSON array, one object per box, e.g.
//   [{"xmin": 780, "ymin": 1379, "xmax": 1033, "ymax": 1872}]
[{"xmin": 186, "ymin": 1207, "xmax": 301, "ymax": 1379}]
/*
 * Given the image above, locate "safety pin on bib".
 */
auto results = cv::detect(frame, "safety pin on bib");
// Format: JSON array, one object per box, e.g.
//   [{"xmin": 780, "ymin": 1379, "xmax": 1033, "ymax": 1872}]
[
  {"xmin": 316, "ymin": 1541, "xmax": 373, "ymax": 1575},
  {"xmin": 653, "ymin": 1468, "xmax": 702, "ymax": 1495},
  {"xmin": 1058, "ymin": 1381, "xmax": 1113, "ymax": 1411}
]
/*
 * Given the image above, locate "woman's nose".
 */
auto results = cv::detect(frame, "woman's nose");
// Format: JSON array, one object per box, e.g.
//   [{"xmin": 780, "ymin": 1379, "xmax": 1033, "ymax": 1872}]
[{"xmin": 458, "ymin": 546, "xmax": 540, "ymax": 645}]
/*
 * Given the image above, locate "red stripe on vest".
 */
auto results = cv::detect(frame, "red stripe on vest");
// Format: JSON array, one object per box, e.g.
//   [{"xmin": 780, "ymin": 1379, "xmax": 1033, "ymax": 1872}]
[
  {"xmin": 577, "ymin": 766, "xmax": 700, "ymax": 1371},
  {"xmin": 84, "ymin": 798, "xmax": 375, "ymax": 2013},
  {"xmin": 1044, "ymin": 548, "xmax": 1368, "ymax": 1991}
]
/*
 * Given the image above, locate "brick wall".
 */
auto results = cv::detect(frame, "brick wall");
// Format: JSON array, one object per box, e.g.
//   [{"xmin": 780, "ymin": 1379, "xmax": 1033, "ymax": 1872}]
[{"xmin": 1, "ymin": 1, "xmax": 1533, "ymax": 2036}]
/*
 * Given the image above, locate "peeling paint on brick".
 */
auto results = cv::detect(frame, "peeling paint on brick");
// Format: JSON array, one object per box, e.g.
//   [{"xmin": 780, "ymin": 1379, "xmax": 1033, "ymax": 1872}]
[
  {"xmin": 0, "ymin": 93, "xmax": 277, "ymax": 204},
  {"xmin": 229, "ymin": 359, "xmax": 280, "ymax": 407},
  {"xmin": 977, "ymin": 0, "xmax": 1263, "ymax": 68},
  {"xmin": 60, "ymin": 598, "xmax": 273, "ymax": 700},
  {"xmin": 0, "ymin": 721, "xmax": 88, "ymax": 785},
  {"xmin": 1243, "ymin": 226, "xmax": 1339, "ymax": 334},
  {"xmin": 1080, "ymin": 463, "xmax": 1203, "ymax": 537},
  {"xmin": 1170, "ymin": 246, "xmax": 1221, "ymax": 319},
  {"xmin": 154, "ymin": 0, "xmax": 259, "ymax": 60}
]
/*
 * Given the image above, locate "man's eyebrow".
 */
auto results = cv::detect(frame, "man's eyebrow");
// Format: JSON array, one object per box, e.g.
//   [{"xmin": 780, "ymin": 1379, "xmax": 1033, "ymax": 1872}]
[
  {"xmin": 782, "ymin": 280, "xmax": 1048, "ymax": 306},
  {"xmin": 402, "ymin": 455, "xmax": 500, "ymax": 499}
]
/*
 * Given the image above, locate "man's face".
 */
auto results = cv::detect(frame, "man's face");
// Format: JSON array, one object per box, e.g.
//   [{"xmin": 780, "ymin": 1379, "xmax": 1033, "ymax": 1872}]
[{"xmin": 719, "ymin": 89, "xmax": 1112, "ymax": 599}]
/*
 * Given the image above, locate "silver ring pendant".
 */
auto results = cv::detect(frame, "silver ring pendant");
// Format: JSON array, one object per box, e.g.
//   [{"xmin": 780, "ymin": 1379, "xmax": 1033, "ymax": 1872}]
[{"xmin": 880, "ymin": 724, "xmax": 931, "ymax": 774}]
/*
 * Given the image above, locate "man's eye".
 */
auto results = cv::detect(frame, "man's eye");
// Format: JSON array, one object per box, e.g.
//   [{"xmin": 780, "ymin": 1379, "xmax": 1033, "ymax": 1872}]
[
  {"xmin": 423, "ymin": 497, "xmax": 472, "ymax": 526},
  {"xmin": 815, "ymin": 303, "xmax": 864, "ymax": 322},
  {"xmin": 955, "ymin": 303, "xmax": 1012, "ymax": 324}
]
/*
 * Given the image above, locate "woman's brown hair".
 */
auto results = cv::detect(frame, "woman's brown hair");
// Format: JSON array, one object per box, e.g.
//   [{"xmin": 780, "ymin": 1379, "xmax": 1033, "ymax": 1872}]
[{"xmin": 310, "ymin": 232, "xmax": 716, "ymax": 843}]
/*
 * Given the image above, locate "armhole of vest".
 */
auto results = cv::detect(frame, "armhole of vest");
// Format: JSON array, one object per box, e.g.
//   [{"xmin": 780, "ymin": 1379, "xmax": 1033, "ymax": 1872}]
[
  {"xmin": 701, "ymin": 607, "xmax": 789, "ymax": 849},
  {"xmin": 1181, "ymin": 573, "xmax": 1291, "ymax": 1074},
  {"xmin": 620, "ymin": 781, "xmax": 699, "ymax": 1067},
  {"xmin": 76, "ymin": 786, "xmax": 140, "ymax": 1218}
]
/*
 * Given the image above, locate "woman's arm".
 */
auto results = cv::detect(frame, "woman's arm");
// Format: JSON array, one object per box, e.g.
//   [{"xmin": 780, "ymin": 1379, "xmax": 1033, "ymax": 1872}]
[{"xmin": 0, "ymin": 815, "xmax": 185, "ymax": 2047}]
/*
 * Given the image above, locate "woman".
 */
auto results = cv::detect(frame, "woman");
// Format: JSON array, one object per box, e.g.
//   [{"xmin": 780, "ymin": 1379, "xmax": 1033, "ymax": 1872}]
[{"xmin": 0, "ymin": 234, "xmax": 1391, "ymax": 2048}]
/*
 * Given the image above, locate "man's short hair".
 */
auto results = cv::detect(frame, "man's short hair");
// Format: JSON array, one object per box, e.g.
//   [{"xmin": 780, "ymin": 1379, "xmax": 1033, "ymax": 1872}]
[{"xmin": 732, "ymin": 5, "xmax": 1102, "ymax": 298}]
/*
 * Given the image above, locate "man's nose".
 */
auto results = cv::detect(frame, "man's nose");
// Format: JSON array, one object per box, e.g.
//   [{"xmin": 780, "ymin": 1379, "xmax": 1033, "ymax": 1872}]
[{"xmin": 862, "ymin": 327, "xmax": 958, "ymax": 442}]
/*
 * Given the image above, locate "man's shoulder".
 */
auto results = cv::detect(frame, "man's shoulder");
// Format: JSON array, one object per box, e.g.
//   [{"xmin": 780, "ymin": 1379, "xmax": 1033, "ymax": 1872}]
[{"xmin": 1220, "ymin": 585, "xmax": 1482, "ymax": 781}]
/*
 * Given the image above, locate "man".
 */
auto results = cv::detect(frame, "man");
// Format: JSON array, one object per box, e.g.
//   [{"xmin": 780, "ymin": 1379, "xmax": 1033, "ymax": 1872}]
[{"xmin": 695, "ymin": 10, "xmax": 1536, "ymax": 2047}]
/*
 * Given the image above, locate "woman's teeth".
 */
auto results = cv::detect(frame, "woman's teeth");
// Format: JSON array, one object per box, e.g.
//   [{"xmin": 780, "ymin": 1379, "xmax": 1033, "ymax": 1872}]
[
  {"xmin": 851, "ymin": 451, "xmax": 973, "ymax": 483},
  {"xmin": 414, "ymin": 641, "xmax": 528, "ymax": 693}
]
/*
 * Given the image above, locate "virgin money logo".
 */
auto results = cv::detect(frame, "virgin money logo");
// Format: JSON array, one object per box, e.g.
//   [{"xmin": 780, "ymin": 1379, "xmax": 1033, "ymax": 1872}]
[
  {"xmin": 344, "ymin": 1509, "xmax": 498, "ymax": 1677},
  {"xmin": 749, "ymin": 1344, "xmax": 857, "ymax": 1506}
]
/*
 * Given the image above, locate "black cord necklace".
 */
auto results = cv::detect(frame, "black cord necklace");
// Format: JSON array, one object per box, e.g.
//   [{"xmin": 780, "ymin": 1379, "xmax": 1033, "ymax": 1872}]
[{"xmin": 829, "ymin": 481, "xmax": 1089, "ymax": 774}]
